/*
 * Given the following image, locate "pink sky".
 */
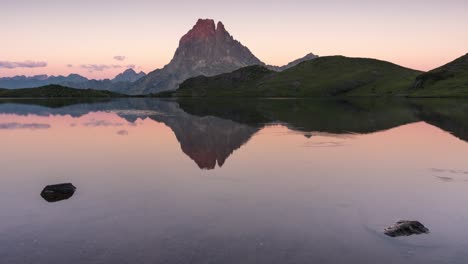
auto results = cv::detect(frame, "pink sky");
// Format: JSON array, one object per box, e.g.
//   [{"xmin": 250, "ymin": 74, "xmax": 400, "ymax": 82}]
[{"xmin": 1, "ymin": 0, "xmax": 467, "ymax": 79}]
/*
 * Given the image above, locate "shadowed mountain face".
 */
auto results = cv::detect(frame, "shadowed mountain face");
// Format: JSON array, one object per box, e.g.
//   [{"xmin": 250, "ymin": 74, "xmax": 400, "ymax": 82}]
[
  {"xmin": 130, "ymin": 19, "xmax": 264, "ymax": 94},
  {"xmin": 1, "ymin": 98, "xmax": 468, "ymax": 169}
]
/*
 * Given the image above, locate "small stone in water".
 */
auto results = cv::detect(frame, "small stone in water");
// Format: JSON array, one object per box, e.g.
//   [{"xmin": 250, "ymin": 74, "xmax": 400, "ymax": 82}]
[{"xmin": 384, "ymin": 220, "xmax": 429, "ymax": 237}]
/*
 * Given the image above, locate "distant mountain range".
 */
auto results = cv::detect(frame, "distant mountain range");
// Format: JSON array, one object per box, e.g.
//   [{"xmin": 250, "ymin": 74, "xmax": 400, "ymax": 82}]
[
  {"xmin": 0, "ymin": 74, "xmax": 88, "ymax": 89},
  {"xmin": 0, "ymin": 68, "xmax": 146, "ymax": 90}
]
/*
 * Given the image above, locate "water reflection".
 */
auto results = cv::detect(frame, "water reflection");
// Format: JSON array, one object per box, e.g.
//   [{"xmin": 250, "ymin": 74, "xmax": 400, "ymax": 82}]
[
  {"xmin": 0, "ymin": 98, "xmax": 467, "ymax": 170},
  {"xmin": 1, "ymin": 98, "xmax": 468, "ymax": 263}
]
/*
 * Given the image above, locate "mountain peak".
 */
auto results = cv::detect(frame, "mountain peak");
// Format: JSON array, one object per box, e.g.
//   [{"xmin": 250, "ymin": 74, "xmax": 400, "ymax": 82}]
[
  {"xmin": 112, "ymin": 68, "xmax": 146, "ymax": 83},
  {"xmin": 216, "ymin": 21, "xmax": 226, "ymax": 32},
  {"xmin": 195, "ymin": 18, "xmax": 215, "ymax": 28},
  {"xmin": 180, "ymin": 18, "xmax": 216, "ymax": 45},
  {"xmin": 123, "ymin": 68, "xmax": 137, "ymax": 74}
]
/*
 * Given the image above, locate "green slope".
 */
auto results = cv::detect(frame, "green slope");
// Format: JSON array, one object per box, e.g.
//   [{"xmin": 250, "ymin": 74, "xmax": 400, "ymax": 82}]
[
  {"xmin": 173, "ymin": 65, "xmax": 274, "ymax": 97},
  {"xmin": 411, "ymin": 53, "xmax": 468, "ymax": 97},
  {"xmin": 174, "ymin": 56, "xmax": 421, "ymax": 97},
  {"xmin": 0, "ymin": 84, "xmax": 125, "ymax": 98}
]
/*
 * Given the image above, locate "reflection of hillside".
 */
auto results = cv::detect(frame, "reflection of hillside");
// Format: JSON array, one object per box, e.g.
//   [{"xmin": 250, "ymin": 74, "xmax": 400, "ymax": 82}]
[
  {"xmin": 178, "ymin": 98, "xmax": 468, "ymax": 142},
  {"xmin": 410, "ymin": 99, "xmax": 468, "ymax": 142},
  {"xmin": 1, "ymin": 98, "xmax": 468, "ymax": 170},
  {"xmin": 177, "ymin": 98, "xmax": 419, "ymax": 134}
]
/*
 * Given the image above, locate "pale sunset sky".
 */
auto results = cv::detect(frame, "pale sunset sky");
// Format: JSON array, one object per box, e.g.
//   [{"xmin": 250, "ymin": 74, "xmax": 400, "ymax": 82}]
[{"xmin": 1, "ymin": 0, "xmax": 467, "ymax": 79}]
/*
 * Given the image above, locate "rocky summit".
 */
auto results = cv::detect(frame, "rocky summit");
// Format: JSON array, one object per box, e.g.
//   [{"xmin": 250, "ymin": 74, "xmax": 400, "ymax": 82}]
[
  {"xmin": 112, "ymin": 68, "xmax": 146, "ymax": 83},
  {"xmin": 130, "ymin": 19, "xmax": 264, "ymax": 94}
]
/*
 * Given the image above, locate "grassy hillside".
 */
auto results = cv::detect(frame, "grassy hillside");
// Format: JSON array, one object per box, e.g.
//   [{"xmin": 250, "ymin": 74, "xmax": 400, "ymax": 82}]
[
  {"xmin": 411, "ymin": 53, "xmax": 468, "ymax": 97},
  {"xmin": 174, "ymin": 65, "xmax": 274, "ymax": 97},
  {"xmin": 0, "ymin": 84, "xmax": 125, "ymax": 98},
  {"xmin": 174, "ymin": 56, "xmax": 421, "ymax": 97},
  {"xmin": 259, "ymin": 56, "xmax": 421, "ymax": 96}
]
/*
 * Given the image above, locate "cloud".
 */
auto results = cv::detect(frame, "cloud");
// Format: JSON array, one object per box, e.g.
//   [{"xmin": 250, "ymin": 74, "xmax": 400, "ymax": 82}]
[
  {"xmin": 0, "ymin": 123, "xmax": 50, "ymax": 130},
  {"xmin": 66, "ymin": 64, "xmax": 73, "ymax": 68},
  {"xmin": 82, "ymin": 120, "xmax": 125, "ymax": 127},
  {"xmin": 126, "ymin": 64, "xmax": 136, "ymax": 69},
  {"xmin": 0, "ymin": 61, "xmax": 47, "ymax": 69},
  {"xmin": 116, "ymin": 130, "xmax": 129, "ymax": 136},
  {"xmin": 113, "ymin": 56, "xmax": 126, "ymax": 61},
  {"xmin": 80, "ymin": 64, "xmax": 122, "ymax": 72}
]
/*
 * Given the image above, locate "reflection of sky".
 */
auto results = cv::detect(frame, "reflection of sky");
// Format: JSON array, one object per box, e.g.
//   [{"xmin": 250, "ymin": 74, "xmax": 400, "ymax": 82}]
[
  {"xmin": 0, "ymin": 122, "xmax": 50, "ymax": 130},
  {"xmin": 1, "ymin": 112, "xmax": 468, "ymax": 263}
]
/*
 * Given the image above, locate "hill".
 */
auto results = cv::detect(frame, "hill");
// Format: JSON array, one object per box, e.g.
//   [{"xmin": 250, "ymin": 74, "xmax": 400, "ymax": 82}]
[
  {"xmin": 173, "ymin": 56, "xmax": 421, "ymax": 97},
  {"xmin": 0, "ymin": 85, "xmax": 125, "ymax": 98},
  {"xmin": 411, "ymin": 53, "xmax": 468, "ymax": 96}
]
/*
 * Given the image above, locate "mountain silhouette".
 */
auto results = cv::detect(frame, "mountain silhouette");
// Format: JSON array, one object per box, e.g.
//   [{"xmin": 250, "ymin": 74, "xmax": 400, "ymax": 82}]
[{"xmin": 130, "ymin": 19, "xmax": 264, "ymax": 94}]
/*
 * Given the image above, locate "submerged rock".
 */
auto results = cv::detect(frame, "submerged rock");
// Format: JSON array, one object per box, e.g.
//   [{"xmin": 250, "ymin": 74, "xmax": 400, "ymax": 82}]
[
  {"xmin": 384, "ymin": 220, "xmax": 429, "ymax": 237},
  {"xmin": 40, "ymin": 183, "xmax": 76, "ymax": 202}
]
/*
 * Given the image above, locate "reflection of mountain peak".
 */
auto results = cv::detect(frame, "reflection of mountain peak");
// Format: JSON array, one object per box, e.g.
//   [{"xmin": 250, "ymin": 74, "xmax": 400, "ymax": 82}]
[
  {"xmin": 147, "ymin": 103, "xmax": 258, "ymax": 170},
  {"xmin": 175, "ymin": 116, "xmax": 257, "ymax": 169}
]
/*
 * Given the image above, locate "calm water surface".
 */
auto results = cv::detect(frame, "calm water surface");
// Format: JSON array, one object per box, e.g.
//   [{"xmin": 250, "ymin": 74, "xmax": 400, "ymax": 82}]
[{"xmin": 1, "ymin": 98, "xmax": 468, "ymax": 264}]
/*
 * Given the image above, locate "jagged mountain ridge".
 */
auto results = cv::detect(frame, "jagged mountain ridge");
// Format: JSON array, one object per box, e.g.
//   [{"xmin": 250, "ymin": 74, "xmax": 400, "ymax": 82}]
[
  {"xmin": 112, "ymin": 68, "xmax": 146, "ymax": 83},
  {"xmin": 0, "ymin": 68, "xmax": 145, "ymax": 91},
  {"xmin": 0, "ymin": 74, "xmax": 88, "ymax": 89}
]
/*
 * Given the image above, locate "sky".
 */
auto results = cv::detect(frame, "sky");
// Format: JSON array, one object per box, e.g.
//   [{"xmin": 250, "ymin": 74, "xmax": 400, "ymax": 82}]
[{"xmin": 1, "ymin": 0, "xmax": 467, "ymax": 79}]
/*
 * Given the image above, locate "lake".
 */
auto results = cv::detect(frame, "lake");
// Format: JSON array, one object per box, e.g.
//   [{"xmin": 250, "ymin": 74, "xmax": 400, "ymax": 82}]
[{"xmin": 1, "ymin": 98, "xmax": 468, "ymax": 264}]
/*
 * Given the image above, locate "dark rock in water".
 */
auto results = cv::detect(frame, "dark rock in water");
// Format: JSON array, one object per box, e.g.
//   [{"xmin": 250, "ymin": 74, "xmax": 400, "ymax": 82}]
[
  {"xmin": 384, "ymin": 220, "xmax": 429, "ymax": 237},
  {"xmin": 40, "ymin": 183, "xmax": 76, "ymax": 202}
]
